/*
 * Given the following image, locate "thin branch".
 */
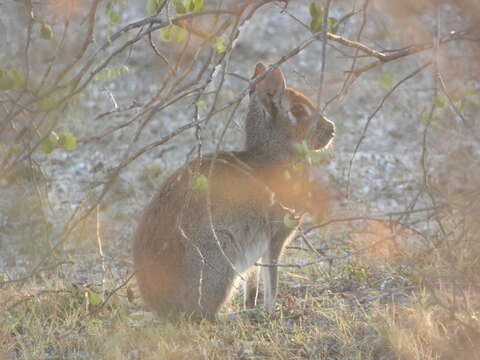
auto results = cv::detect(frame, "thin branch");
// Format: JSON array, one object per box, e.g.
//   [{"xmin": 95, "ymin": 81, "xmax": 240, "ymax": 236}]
[
  {"xmin": 315, "ymin": 0, "xmax": 332, "ymax": 109},
  {"xmin": 346, "ymin": 62, "xmax": 432, "ymax": 196}
]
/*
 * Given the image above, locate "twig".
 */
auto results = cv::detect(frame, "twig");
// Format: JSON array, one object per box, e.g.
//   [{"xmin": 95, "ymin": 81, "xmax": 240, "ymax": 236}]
[
  {"xmin": 346, "ymin": 62, "xmax": 432, "ymax": 197},
  {"xmin": 315, "ymin": 0, "xmax": 332, "ymax": 109},
  {"xmin": 96, "ymin": 205, "xmax": 107, "ymax": 299},
  {"xmin": 256, "ymin": 234, "xmax": 395, "ymax": 268}
]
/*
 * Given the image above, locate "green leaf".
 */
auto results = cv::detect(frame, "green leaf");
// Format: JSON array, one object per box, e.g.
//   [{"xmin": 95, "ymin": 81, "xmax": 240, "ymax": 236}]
[
  {"xmin": 88, "ymin": 291, "xmax": 103, "ymax": 306},
  {"xmin": 38, "ymin": 132, "xmax": 59, "ymax": 154},
  {"xmin": 309, "ymin": 150, "xmax": 329, "ymax": 164},
  {"xmin": 0, "ymin": 69, "xmax": 14, "ymax": 90},
  {"xmin": 38, "ymin": 141, "xmax": 54, "ymax": 154},
  {"xmin": 295, "ymin": 140, "xmax": 329, "ymax": 164},
  {"xmin": 434, "ymin": 94, "xmax": 445, "ymax": 108},
  {"xmin": 379, "ymin": 71, "xmax": 392, "ymax": 89},
  {"xmin": 297, "ymin": 140, "xmax": 310, "ymax": 157},
  {"xmin": 146, "ymin": 0, "xmax": 161, "ymax": 14},
  {"xmin": 160, "ymin": 24, "xmax": 186, "ymax": 43},
  {"xmin": 177, "ymin": 0, "xmax": 204, "ymax": 14},
  {"xmin": 172, "ymin": 25, "xmax": 187, "ymax": 42},
  {"xmin": 196, "ymin": 99, "xmax": 208, "ymax": 113},
  {"xmin": 95, "ymin": 65, "xmax": 129, "ymax": 81},
  {"xmin": 41, "ymin": 23, "xmax": 53, "ymax": 40},
  {"xmin": 309, "ymin": 2, "xmax": 322, "ymax": 18},
  {"xmin": 145, "ymin": 160, "xmax": 164, "ymax": 185},
  {"xmin": 183, "ymin": 0, "xmax": 193, "ymax": 12},
  {"xmin": 9, "ymin": 70, "xmax": 24, "ymax": 89},
  {"xmin": 35, "ymin": 96, "xmax": 56, "ymax": 112},
  {"xmin": 463, "ymin": 88, "xmax": 477, "ymax": 97},
  {"xmin": 10, "ymin": 145, "xmax": 22, "ymax": 155},
  {"xmin": 192, "ymin": 173, "xmax": 208, "ymax": 190},
  {"xmin": 58, "ymin": 132, "xmax": 77, "ymax": 150},
  {"xmin": 309, "ymin": 3, "xmax": 324, "ymax": 33},
  {"xmin": 173, "ymin": 0, "xmax": 187, "ymax": 15},
  {"xmin": 159, "ymin": 26, "xmax": 170, "ymax": 42},
  {"xmin": 48, "ymin": 131, "xmax": 60, "ymax": 144},
  {"xmin": 0, "ymin": 69, "xmax": 23, "ymax": 90},
  {"xmin": 283, "ymin": 169, "xmax": 291, "ymax": 180},
  {"xmin": 419, "ymin": 108, "xmax": 437, "ymax": 124},
  {"xmin": 191, "ymin": 0, "xmax": 204, "ymax": 12},
  {"xmin": 328, "ymin": 17, "xmax": 338, "ymax": 34},
  {"xmin": 283, "ymin": 213, "xmax": 300, "ymax": 229},
  {"xmin": 106, "ymin": 1, "xmax": 113, "ymax": 13},
  {"xmin": 109, "ymin": 10, "xmax": 121, "ymax": 24},
  {"xmin": 310, "ymin": 17, "xmax": 322, "ymax": 33},
  {"xmin": 213, "ymin": 36, "xmax": 227, "ymax": 53}
]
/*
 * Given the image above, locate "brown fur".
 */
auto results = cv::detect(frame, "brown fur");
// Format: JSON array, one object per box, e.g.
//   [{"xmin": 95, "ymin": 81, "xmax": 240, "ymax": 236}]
[{"xmin": 133, "ymin": 63, "xmax": 335, "ymax": 319}]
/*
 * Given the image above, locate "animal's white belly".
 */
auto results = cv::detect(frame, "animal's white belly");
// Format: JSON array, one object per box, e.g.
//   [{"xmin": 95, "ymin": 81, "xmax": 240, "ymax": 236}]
[{"xmin": 233, "ymin": 233, "xmax": 269, "ymax": 274}]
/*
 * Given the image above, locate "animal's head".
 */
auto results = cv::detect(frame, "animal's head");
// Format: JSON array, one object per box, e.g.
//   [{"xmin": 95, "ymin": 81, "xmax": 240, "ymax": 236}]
[{"xmin": 245, "ymin": 62, "xmax": 335, "ymax": 163}]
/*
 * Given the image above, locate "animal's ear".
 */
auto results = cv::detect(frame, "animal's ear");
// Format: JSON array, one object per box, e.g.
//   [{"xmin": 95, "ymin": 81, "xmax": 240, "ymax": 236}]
[
  {"xmin": 252, "ymin": 63, "xmax": 286, "ymax": 95},
  {"xmin": 253, "ymin": 62, "xmax": 266, "ymax": 78}
]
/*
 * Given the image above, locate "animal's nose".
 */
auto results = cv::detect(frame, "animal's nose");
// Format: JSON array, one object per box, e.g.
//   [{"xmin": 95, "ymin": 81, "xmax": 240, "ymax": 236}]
[
  {"xmin": 310, "ymin": 116, "xmax": 335, "ymax": 149},
  {"xmin": 320, "ymin": 116, "xmax": 335, "ymax": 137}
]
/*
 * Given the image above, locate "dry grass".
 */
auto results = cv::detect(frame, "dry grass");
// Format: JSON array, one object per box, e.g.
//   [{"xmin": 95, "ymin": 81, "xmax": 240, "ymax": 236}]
[{"xmin": 2, "ymin": 225, "xmax": 479, "ymax": 360}]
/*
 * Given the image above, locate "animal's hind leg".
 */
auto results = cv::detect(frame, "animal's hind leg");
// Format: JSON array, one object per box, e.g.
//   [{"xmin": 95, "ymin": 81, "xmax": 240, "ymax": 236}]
[
  {"xmin": 179, "ymin": 252, "xmax": 239, "ymax": 318},
  {"xmin": 244, "ymin": 267, "xmax": 259, "ymax": 309}
]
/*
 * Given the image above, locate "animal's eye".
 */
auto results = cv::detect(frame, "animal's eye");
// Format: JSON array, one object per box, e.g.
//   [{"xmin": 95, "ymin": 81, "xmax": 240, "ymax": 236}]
[{"xmin": 291, "ymin": 103, "xmax": 308, "ymax": 119}]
